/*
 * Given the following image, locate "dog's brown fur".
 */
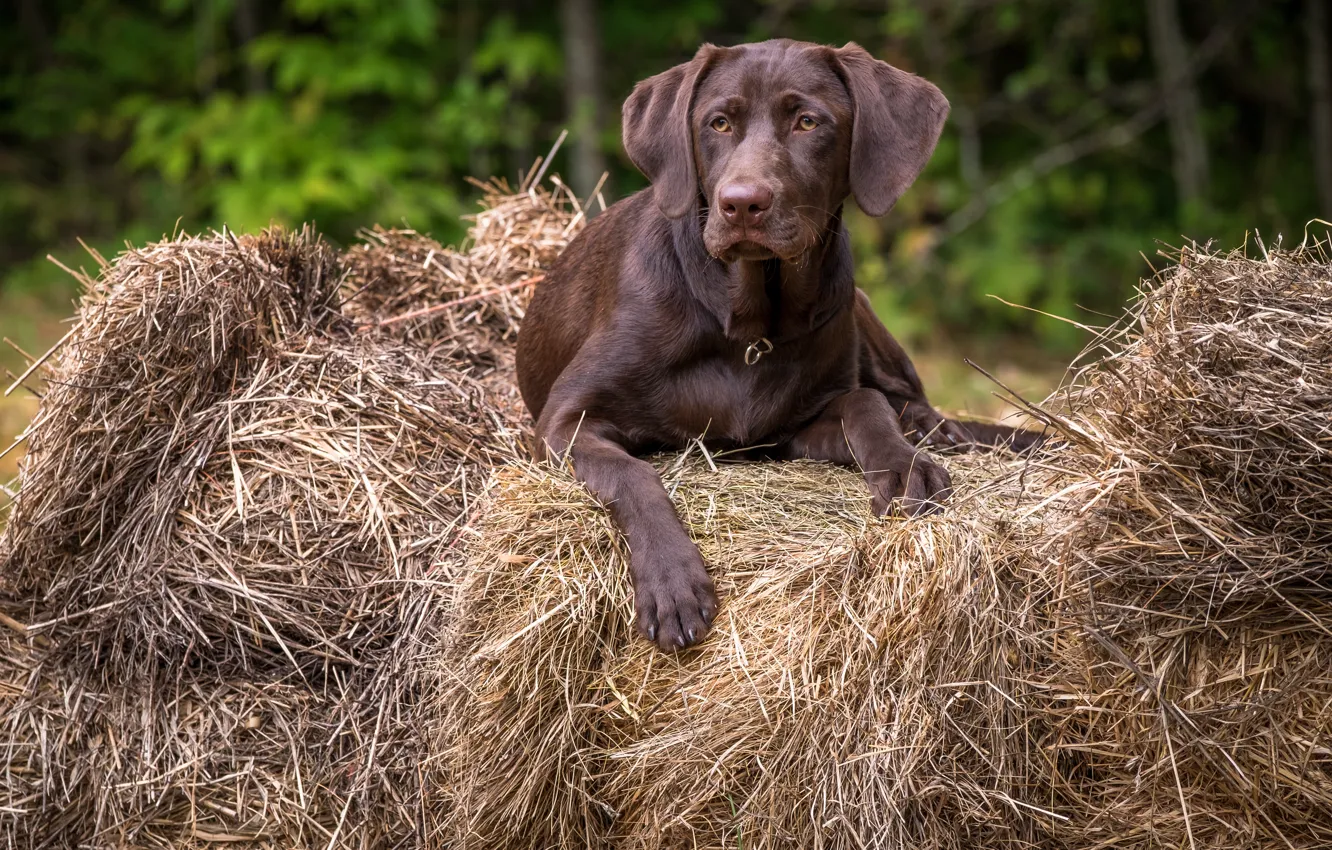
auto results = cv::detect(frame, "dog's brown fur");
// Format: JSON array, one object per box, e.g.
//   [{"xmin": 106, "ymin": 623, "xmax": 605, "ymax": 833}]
[{"xmin": 517, "ymin": 39, "xmax": 1040, "ymax": 652}]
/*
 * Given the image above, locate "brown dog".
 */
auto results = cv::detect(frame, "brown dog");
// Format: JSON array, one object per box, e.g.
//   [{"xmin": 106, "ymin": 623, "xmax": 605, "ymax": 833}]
[{"xmin": 517, "ymin": 39, "xmax": 1038, "ymax": 652}]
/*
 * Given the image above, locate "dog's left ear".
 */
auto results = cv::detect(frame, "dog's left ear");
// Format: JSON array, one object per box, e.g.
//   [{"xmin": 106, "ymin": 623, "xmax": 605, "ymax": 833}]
[{"xmin": 833, "ymin": 43, "xmax": 949, "ymax": 218}]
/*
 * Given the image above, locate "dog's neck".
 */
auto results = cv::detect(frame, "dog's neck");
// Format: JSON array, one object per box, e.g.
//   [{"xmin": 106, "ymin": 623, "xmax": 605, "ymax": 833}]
[{"xmin": 672, "ymin": 207, "xmax": 855, "ymax": 346}]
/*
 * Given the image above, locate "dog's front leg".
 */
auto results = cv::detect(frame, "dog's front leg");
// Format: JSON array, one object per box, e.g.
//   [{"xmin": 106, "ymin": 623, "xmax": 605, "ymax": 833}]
[
  {"xmin": 780, "ymin": 389, "xmax": 952, "ymax": 516},
  {"xmin": 536, "ymin": 415, "xmax": 717, "ymax": 652}
]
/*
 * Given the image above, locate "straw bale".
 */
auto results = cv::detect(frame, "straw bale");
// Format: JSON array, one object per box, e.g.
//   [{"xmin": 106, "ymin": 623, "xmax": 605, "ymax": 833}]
[
  {"xmin": 0, "ymin": 222, "xmax": 503, "ymax": 846},
  {"xmin": 437, "ymin": 451, "xmax": 1064, "ymax": 849},
  {"xmin": 340, "ymin": 177, "xmax": 588, "ymax": 429},
  {"xmin": 3, "ymin": 226, "xmax": 340, "ymax": 600},
  {"xmin": 2, "ymin": 645, "xmax": 443, "ymax": 848},
  {"xmin": 1051, "ymin": 241, "xmax": 1332, "ymax": 605},
  {"xmin": 1, "ymin": 230, "xmax": 496, "ymax": 678},
  {"xmin": 1025, "ymin": 239, "xmax": 1332, "ymax": 849}
]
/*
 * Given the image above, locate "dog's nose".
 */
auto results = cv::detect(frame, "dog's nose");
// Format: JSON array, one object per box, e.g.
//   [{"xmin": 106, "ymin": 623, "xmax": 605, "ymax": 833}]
[{"xmin": 719, "ymin": 184, "xmax": 774, "ymax": 227}]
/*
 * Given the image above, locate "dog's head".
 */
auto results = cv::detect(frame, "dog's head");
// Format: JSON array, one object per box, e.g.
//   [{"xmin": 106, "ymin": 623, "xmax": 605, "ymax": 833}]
[{"xmin": 623, "ymin": 39, "xmax": 949, "ymax": 263}]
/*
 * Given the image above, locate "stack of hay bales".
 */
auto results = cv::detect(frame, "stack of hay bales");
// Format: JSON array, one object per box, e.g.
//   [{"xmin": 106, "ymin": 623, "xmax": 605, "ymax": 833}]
[
  {"xmin": 438, "ymin": 241, "xmax": 1332, "ymax": 848},
  {"xmin": 0, "ymin": 178, "xmax": 586, "ymax": 847},
  {"xmin": 3, "ymin": 164, "xmax": 1329, "ymax": 850}
]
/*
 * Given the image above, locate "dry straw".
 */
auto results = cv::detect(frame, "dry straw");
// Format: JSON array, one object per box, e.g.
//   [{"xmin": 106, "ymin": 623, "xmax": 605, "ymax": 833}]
[
  {"xmin": 1028, "ymin": 239, "xmax": 1332, "ymax": 848},
  {"xmin": 0, "ymin": 227, "xmax": 472, "ymax": 846},
  {"xmin": 1052, "ymin": 240, "xmax": 1332, "ymax": 601},
  {"xmin": 341, "ymin": 174, "xmax": 591, "ymax": 430},
  {"xmin": 438, "ymin": 451, "xmax": 1063, "ymax": 849}
]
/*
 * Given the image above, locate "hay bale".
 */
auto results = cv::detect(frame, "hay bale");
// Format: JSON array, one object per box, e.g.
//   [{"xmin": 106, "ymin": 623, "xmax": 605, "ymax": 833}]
[
  {"xmin": 2, "ymin": 226, "xmax": 340, "ymax": 601},
  {"xmin": 1, "ymin": 230, "xmax": 493, "ymax": 676},
  {"xmin": 3, "ymin": 650, "xmax": 443, "ymax": 849},
  {"xmin": 0, "ymin": 220, "xmax": 515, "ymax": 845},
  {"xmin": 340, "ymin": 177, "xmax": 587, "ymax": 429},
  {"xmin": 1027, "ymin": 240, "xmax": 1332, "ymax": 848},
  {"xmin": 1053, "ymin": 241, "xmax": 1332, "ymax": 602},
  {"xmin": 438, "ymin": 452, "xmax": 1061, "ymax": 849}
]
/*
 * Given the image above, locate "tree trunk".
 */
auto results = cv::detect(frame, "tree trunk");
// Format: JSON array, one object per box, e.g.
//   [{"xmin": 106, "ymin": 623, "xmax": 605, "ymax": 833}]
[
  {"xmin": 196, "ymin": 0, "xmax": 217, "ymax": 95},
  {"xmin": 1146, "ymin": 0, "xmax": 1209, "ymax": 209},
  {"xmin": 916, "ymin": 4, "xmax": 981, "ymax": 189},
  {"xmin": 1310, "ymin": 0, "xmax": 1332, "ymax": 215},
  {"xmin": 18, "ymin": 0, "xmax": 91, "ymax": 235},
  {"xmin": 560, "ymin": 0, "xmax": 608, "ymax": 207},
  {"xmin": 456, "ymin": 0, "xmax": 491, "ymax": 181},
  {"xmin": 234, "ymin": 0, "xmax": 265, "ymax": 94},
  {"xmin": 17, "ymin": 0, "xmax": 50, "ymax": 63}
]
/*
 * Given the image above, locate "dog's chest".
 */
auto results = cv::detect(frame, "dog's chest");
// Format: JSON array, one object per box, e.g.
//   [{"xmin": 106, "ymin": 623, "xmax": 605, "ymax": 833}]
[{"xmin": 662, "ymin": 350, "xmax": 843, "ymax": 446}]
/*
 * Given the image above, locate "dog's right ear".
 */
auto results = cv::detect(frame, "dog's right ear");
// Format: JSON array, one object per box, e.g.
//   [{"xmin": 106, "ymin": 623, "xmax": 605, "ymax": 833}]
[{"xmin": 622, "ymin": 45, "xmax": 715, "ymax": 219}]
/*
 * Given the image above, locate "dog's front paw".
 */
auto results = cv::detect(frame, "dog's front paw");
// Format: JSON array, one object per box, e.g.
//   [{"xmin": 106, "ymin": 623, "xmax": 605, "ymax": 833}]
[
  {"xmin": 632, "ymin": 543, "xmax": 717, "ymax": 652},
  {"xmin": 868, "ymin": 450, "xmax": 952, "ymax": 517}
]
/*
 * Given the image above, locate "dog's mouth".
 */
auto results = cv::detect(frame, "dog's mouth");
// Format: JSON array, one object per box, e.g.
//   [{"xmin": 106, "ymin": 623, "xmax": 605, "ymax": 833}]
[
  {"xmin": 707, "ymin": 231, "xmax": 807, "ymax": 264},
  {"xmin": 722, "ymin": 240, "xmax": 780, "ymax": 262}
]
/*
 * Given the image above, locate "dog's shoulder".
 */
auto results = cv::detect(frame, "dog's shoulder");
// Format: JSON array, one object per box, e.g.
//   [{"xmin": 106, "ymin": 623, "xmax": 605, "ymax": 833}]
[{"xmin": 551, "ymin": 187, "xmax": 686, "ymax": 290}]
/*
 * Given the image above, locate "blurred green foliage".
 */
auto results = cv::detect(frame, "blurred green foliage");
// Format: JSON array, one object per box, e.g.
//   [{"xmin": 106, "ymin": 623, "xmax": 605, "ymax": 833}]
[{"xmin": 1, "ymin": 0, "xmax": 1324, "ymax": 353}]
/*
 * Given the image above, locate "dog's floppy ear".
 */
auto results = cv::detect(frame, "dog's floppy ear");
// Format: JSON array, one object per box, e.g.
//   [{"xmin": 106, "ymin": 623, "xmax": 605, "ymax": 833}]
[
  {"xmin": 622, "ymin": 45, "xmax": 715, "ymax": 219},
  {"xmin": 833, "ymin": 43, "xmax": 949, "ymax": 218}
]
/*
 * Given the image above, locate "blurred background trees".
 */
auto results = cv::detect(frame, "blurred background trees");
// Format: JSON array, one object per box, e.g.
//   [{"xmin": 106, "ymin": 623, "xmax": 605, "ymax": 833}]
[{"xmin": 0, "ymin": 0, "xmax": 1327, "ymax": 402}]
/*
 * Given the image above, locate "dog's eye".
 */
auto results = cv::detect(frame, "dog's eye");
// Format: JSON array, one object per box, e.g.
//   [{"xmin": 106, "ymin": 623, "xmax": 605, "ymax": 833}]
[
  {"xmin": 710, "ymin": 116, "xmax": 731, "ymax": 133},
  {"xmin": 797, "ymin": 115, "xmax": 819, "ymax": 132}
]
